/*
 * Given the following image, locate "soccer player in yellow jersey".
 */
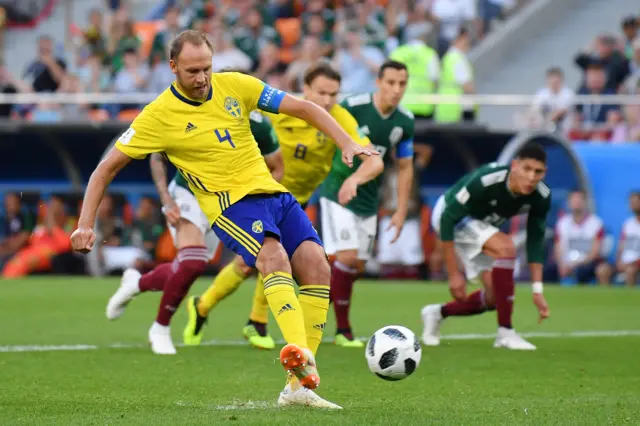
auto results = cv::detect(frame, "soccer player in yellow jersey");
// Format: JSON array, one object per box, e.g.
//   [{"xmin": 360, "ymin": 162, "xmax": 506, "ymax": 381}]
[
  {"xmin": 184, "ymin": 62, "xmax": 377, "ymax": 350},
  {"xmin": 70, "ymin": 30, "xmax": 378, "ymax": 409}
]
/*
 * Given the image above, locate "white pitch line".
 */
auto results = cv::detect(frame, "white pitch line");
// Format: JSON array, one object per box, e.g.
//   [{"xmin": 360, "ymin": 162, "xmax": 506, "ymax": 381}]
[{"xmin": 1, "ymin": 330, "xmax": 639, "ymax": 353}]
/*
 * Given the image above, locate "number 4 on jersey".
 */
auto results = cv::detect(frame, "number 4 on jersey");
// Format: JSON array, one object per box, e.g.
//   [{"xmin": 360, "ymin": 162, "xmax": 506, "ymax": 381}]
[{"xmin": 215, "ymin": 129, "xmax": 235, "ymax": 148}]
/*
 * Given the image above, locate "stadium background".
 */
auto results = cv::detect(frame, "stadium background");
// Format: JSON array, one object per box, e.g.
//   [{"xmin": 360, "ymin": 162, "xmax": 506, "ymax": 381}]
[{"xmin": 0, "ymin": 0, "xmax": 639, "ymax": 284}]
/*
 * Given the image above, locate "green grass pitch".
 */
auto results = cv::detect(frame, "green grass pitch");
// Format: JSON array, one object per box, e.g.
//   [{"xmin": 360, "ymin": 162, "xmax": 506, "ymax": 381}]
[{"xmin": 1, "ymin": 277, "xmax": 639, "ymax": 425}]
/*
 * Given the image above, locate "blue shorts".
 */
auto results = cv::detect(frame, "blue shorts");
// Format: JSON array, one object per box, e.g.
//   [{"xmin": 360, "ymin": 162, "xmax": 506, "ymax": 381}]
[{"xmin": 212, "ymin": 193, "xmax": 323, "ymax": 268}]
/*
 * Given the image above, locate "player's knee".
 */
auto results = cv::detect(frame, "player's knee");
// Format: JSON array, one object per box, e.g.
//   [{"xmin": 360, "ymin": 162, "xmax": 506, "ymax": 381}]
[
  {"xmin": 496, "ymin": 240, "xmax": 516, "ymax": 259},
  {"xmin": 304, "ymin": 257, "xmax": 331, "ymax": 285},
  {"xmin": 256, "ymin": 238, "xmax": 290, "ymax": 274},
  {"xmin": 176, "ymin": 219, "xmax": 205, "ymax": 248},
  {"xmin": 336, "ymin": 250, "xmax": 359, "ymax": 269}
]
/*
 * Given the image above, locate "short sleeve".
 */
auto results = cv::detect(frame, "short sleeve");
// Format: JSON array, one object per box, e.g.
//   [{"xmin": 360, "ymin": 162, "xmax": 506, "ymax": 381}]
[
  {"xmin": 396, "ymin": 120, "xmax": 415, "ymax": 158},
  {"xmin": 453, "ymin": 60, "xmax": 472, "ymax": 85},
  {"xmin": 233, "ymin": 73, "xmax": 286, "ymax": 114},
  {"xmin": 427, "ymin": 54, "xmax": 440, "ymax": 81},
  {"xmin": 115, "ymin": 107, "xmax": 165, "ymax": 160}
]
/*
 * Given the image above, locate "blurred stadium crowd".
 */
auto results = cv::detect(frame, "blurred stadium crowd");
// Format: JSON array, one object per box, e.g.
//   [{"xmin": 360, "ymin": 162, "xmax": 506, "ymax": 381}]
[
  {"xmin": 526, "ymin": 14, "xmax": 640, "ymax": 142},
  {"xmin": 0, "ymin": 0, "xmax": 526, "ymax": 121},
  {"xmin": 0, "ymin": 1, "xmax": 639, "ymax": 285}
]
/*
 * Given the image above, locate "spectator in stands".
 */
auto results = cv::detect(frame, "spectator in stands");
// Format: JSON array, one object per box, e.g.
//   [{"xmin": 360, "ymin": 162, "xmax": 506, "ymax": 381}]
[
  {"xmin": 303, "ymin": 12, "xmax": 335, "ymax": 57},
  {"xmin": 0, "ymin": 63, "xmax": 31, "ymax": 118},
  {"xmin": 253, "ymin": 41, "xmax": 287, "ymax": 81},
  {"xmin": 570, "ymin": 62, "xmax": 620, "ymax": 141},
  {"xmin": 333, "ymin": 29, "xmax": 385, "ymax": 94},
  {"xmin": 303, "ymin": 0, "xmax": 336, "ymax": 31},
  {"xmin": 73, "ymin": 48, "xmax": 111, "ymax": 94},
  {"xmin": 610, "ymin": 102, "xmax": 640, "ymax": 143},
  {"xmin": 616, "ymin": 191, "xmax": 640, "ymax": 286},
  {"xmin": 83, "ymin": 8, "xmax": 107, "ymax": 61},
  {"xmin": 232, "ymin": 7, "xmax": 281, "ymax": 71},
  {"xmin": 477, "ymin": 0, "xmax": 513, "ymax": 40},
  {"xmin": 621, "ymin": 15, "xmax": 638, "ymax": 60},
  {"xmin": 210, "ymin": 18, "xmax": 252, "ymax": 73},
  {"xmin": 113, "ymin": 48, "xmax": 149, "ymax": 111},
  {"xmin": 122, "ymin": 196, "xmax": 164, "ymax": 272},
  {"xmin": 575, "ymin": 34, "xmax": 629, "ymax": 91},
  {"xmin": 0, "ymin": 193, "xmax": 35, "ymax": 270},
  {"xmin": 283, "ymin": 36, "xmax": 324, "ymax": 92},
  {"xmin": 353, "ymin": 0, "xmax": 388, "ymax": 52},
  {"xmin": 529, "ymin": 67, "xmax": 574, "ymax": 131},
  {"xmin": 149, "ymin": 7, "xmax": 183, "ymax": 66},
  {"xmin": 23, "ymin": 35, "xmax": 67, "ymax": 93},
  {"xmin": 434, "ymin": 27, "xmax": 476, "ymax": 122},
  {"xmin": 596, "ymin": 191, "xmax": 640, "ymax": 286},
  {"xmin": 2, "ymin": 195, "xmax": 72, "ymax": 278},
  {"xmin": 546, "ymin": 190, "xmax": 607, "ymax": 285},
  {"xmin": 108, "ymin": 18, "xmax": 141, "ymax": 74},
  {"xmin": 430, "ymin": 0, "xmax": 476, "ymax": 57},
  {"xmin": 623, "ymin": 37, "xmax": 640, "ymax": 94},
  {"xmin": 57, "ymin": 74, "xmax": 89, "ymax": 120},
  {"xmin": 390, "ymin": 22, "xmax": 440, "ymax": 119}
]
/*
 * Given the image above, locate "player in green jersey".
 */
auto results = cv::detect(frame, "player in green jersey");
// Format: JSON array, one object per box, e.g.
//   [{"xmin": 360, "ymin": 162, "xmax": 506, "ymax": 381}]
[
  {"xmin": 422, "ymin": 143, "xmax": 552, "ymax": 350},
  {"xmin": 319, "ymin": 60, "xmax": 415, "ymax": 347},
  {"xmin": 105, "ymin": 110, "xmax": 283, "ymax": 354}
]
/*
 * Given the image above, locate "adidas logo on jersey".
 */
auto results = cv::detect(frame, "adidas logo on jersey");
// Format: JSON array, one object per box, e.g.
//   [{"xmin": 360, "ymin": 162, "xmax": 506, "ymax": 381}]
[
  {"xmin": 313, "ymin": 323, "xmax": 326, "ymax": 331},
  {"xmin": 185, "ymin": 122, "xmax": 197, "ymax": 133},
  {"xmin": 278, "ymin": 303, "xmax": 295, "ymax": 315}
]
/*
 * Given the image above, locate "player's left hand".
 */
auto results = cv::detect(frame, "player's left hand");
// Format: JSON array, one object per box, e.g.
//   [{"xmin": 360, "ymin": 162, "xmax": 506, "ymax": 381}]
[
  {"xmin": 338, "ymin": 177, "xmax": 358, "ymax": 206},
  {"xmin": 387, "ymin": 211, "xmax": 407, "ymax": 244},
  {"xmin": 341, "ymin": 142, "xmax": 379, "ymax": 168},
  {"xmin": 532, "ymin": 293, "xmax": 550, "ymax": 324}
]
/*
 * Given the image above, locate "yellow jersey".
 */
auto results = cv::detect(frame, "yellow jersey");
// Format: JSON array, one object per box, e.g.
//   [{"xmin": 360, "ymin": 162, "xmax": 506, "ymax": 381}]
[
  {"xmin": 268, "ymin": 104, "xmax": 369, "ymax": 204},
  {"xmin": 115, "ymin": 73, "xmax": 287, "ymax": 224}
]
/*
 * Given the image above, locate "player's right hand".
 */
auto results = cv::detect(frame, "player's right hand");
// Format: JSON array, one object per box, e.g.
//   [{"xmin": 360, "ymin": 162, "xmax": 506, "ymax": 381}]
[
  {"xmin": 532, "ymin": 293, "xmax": 550, "ymax": 324},
  {"xmin": 338, "ymin": 177, "xmax": 359, "ymax": 206},
  {"xmin": 341, "ymin": 142, "xmax": 379, "ymax": 168},
  {"xmin": 449, "ymin": 272, "xmax": 467, "ymax": 302},
  {"xmin": 71, "ymin": 227, "xmax": 96, "ymax": 253},
  {"xmin": 162, "ymin": 201, "xmax": 181, "ymax": 226}
]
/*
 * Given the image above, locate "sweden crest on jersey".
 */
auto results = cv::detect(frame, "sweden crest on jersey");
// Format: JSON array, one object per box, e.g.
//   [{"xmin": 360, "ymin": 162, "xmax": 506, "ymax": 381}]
[{"xmin": 225, "ymin": 97, "xmax": 242, "ymax": 117}]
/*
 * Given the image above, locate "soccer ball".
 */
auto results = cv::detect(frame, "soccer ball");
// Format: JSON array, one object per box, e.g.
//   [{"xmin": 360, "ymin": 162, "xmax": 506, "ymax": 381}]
[{"xmin": 365, "ymin": 325, "xmax": 422, "ymax": 381}]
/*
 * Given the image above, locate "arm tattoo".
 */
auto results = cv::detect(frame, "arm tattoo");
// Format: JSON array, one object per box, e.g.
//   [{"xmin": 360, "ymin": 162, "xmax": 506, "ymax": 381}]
[{"xmin": 149, "ymin": 153, "xmax": 172, "ymax": 205}]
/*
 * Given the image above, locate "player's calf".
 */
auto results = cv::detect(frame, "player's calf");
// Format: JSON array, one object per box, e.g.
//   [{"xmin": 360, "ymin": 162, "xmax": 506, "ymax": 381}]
[{"xmin": 292, "ymin": 240, "xmax": 331, "ymax": 355}]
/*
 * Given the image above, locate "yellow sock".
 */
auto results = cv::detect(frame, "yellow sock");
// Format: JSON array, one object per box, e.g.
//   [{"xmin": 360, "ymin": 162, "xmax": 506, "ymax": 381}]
[
  {"xmin": 263, "ymin": 272, "xmax": 307, "ymax": 348},
  {"xmin": 298, "ymin": 285, "xmax": 330, "ymax": 356},
  {"xmin": 249, "ymin": 274, "xmax": 269, "ymax": 324},
  {"xmin": 197, "ymin": 262, "xmax": 246, "ymax": 317}
]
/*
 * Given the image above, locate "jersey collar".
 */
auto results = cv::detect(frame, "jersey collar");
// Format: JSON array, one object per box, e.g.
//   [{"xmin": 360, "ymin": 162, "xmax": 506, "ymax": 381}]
[{"xmin": 170, "ymin": 82, "xmax": 213, "ymax": 106}]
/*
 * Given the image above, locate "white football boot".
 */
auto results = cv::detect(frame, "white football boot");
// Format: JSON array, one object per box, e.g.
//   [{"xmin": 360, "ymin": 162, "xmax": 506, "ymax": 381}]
[
  {"xmin": 148, "ymin": 322, "xmax": 177, "ymax": 355},
  {"xmin": 106, "ymin": 268, "xmax": 141, "ymax": 320},
  {"xmin": 421, "ymin": 304, "xmax": 443, "ymax": 346},
  {"xmin": 277, "ymin": 382, "xmax": 342, "ymax": 409},
  {"xmin": 493, "ymin": 327, "xmax": 536, "ymax": 350}
]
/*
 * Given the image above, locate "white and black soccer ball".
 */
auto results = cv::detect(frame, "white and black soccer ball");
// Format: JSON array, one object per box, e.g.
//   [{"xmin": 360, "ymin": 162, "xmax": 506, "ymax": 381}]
[{"xmin": 365, "ymin": 325, "xmax": 422, "ymax": 381}]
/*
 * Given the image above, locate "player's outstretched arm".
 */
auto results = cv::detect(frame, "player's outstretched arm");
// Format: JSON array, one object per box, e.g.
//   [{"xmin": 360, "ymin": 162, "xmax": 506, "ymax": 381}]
[
  {"xmin": 527, "ymin": 202, "xmax": 551, "ymax": 322},
  {"xmin": 71, "ymin": 148, "xmax": 131, "ymax": 253},
  {"xmin": 338, "ymin": 146, "xmax": 384, "ymax": 205},
  {"xmin": 388, "ymin": 157, "xmax": 414, "ymax": 243},
  {"xmin": 277, "ymin": 94, "xmax": 379, "ymax": 167}
]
